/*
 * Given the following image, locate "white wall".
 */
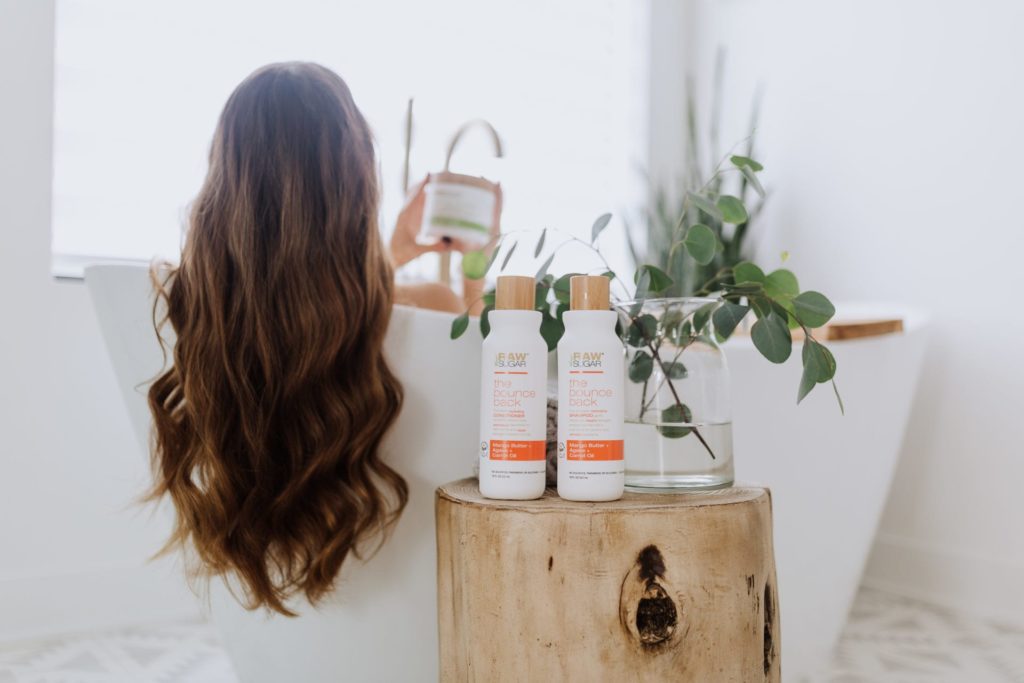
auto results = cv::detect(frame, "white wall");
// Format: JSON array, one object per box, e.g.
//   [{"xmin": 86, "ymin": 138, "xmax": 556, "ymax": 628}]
[
  {"xmin": 0, "ymin": 0, "xmax": 198, "ymax": 640},
  {"xmin": 691, "ymin": 0, "xmax": 1024, "ymax": 619}
]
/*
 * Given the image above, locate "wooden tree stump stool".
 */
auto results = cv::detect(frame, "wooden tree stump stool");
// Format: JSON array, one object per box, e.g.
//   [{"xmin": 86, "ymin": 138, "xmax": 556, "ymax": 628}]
[{"xmin": 435, "ymin": 479, "xmax": 780, "ymax": 682}]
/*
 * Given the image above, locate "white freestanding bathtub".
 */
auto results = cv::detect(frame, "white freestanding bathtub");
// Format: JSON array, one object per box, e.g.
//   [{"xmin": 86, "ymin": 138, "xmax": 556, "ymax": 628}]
[
  {"xmin": 726, "ymin": 304, "xmax": 928, "ymax": 681},
  {"xmin": 86, "ymin": 265, "xmax": 480, "ymax": 682},
  {"xmin": 86, "ymin": 266, "xmax": 926, "ymax": 682}
]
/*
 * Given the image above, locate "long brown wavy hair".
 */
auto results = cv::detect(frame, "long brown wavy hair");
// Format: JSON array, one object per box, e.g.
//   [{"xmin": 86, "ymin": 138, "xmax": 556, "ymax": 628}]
[{"xmin": 148, "ymin": 63, "xmax": 407, "ymax": 616}]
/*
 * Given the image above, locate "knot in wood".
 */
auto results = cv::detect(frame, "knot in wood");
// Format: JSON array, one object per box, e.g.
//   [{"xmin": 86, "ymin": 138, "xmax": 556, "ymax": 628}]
[{"xmin": 636, "ymin": 581, "xmax": 678, "ymax": 645}]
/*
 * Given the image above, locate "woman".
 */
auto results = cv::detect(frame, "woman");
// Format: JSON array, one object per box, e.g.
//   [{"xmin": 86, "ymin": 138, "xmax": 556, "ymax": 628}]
[{"xmin": 148, "ymin": 62, "xmax": 495, "ymax": 615}]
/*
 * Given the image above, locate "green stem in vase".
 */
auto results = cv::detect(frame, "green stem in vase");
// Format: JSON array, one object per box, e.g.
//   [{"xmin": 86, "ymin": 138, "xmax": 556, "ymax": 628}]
[{"xmin": 642, "ymin": 335, "xmax": 717, "ymax": 460}]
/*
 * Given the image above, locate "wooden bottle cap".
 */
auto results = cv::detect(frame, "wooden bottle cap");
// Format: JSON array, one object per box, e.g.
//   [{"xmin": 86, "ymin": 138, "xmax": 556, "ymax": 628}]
[
  {"xmin": 496, "ymin": 275, "xmax": 536, "ymax": 310},
  {"xmin": 570, "ymin": 275, "xmax": 610, "ymax": 310}
]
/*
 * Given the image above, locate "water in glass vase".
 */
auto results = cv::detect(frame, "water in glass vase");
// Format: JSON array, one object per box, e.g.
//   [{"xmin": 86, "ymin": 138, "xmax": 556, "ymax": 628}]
[
  {"xmin": 616, "ymin": 297, "xmax": 735, "ymax": 491},
  {"xmin": 623, "ymin": 419, "xmax": 734, "ymax": 490}
]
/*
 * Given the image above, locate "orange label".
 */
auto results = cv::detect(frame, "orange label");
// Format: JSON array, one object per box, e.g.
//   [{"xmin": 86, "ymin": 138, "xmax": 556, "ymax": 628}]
[
  {"xmin": 566, "ymin": 440, "xmax": 624, "ymax": 461},
  {"xmin": 490, "ymin": 440, "xmax": 546, "ymax": 461}
]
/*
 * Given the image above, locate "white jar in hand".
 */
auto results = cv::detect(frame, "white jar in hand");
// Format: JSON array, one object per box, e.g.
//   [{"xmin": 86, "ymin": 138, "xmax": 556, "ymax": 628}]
[{"xmin": 419, "ymin": 172, "xmax": 498, "ymax": 251}]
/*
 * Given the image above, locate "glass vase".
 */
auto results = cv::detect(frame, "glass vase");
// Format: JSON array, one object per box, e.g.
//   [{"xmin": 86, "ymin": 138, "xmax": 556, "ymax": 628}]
[{"xmin": 614, "ymin": 297, "xmax": 734, "ymax": 490}]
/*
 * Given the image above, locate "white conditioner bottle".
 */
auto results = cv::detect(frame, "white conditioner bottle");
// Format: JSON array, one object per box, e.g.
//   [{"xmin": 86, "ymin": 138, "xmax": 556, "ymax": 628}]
[{"xmin": 479, "ymin": 275, "xmax": 548, "ymax": 500}]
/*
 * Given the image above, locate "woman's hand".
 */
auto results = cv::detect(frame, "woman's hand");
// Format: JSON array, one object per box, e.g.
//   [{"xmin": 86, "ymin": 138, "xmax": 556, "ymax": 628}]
[
  {"xmin": 389, "ymin": 175, "xmax": 503, "ymax": 268},
  {"xmin": 389, "ymin": 176, "xmax": 434, "ymax": 268}
]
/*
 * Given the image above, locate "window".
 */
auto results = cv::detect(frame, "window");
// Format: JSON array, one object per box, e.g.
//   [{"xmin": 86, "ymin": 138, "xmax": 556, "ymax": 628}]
[{"xmin": 52, "ymin": 0, "xmax": 649, "ymax": 280}]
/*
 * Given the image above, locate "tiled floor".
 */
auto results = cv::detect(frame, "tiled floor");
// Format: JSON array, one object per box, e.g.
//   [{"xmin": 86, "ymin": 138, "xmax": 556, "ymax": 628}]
[
  {"xmin": 0, "ymin": 621, "xmax": 233, "ymax": 683},
  {"xmin": 1, "ymin": 588, "xmax": 1021, "ymax": 682},
  {"xmin": 829, "ymin": 589, "xmax": 1024, "ymax": 682}
]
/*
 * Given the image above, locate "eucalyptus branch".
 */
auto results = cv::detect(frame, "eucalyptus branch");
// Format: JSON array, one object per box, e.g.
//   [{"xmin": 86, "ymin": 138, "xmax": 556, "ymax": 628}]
[
  {"xmin": 449, "ymin": 136, "xmax": 844, "ymax": 438},
  {"xmin": 639, "ymin": 341, "xmax": 692, "ymax": 417},
  {"xmin": 495, "ymin": 225, "xmax": 631, "ymax": 300},
  {"xmin": 560, "ymin": 234, "xmax": 631, "ymax": 300},
  {"xmin": 626, "ymin": 309, "xmax": 717, "ymax": 460},
  {"xmin": 643, "ymin": 336, "xmax": 716, "ymax": 459}
]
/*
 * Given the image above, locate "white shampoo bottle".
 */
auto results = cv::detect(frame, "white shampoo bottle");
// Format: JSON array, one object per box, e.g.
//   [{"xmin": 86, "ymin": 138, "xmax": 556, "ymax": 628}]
[
  {"xmin": 557, "ymin": 276, "xmax": 625, "ymax": 501},
  {"xmin": 479, "ymin": 276, "xmax": 548, "ymax": 500}
]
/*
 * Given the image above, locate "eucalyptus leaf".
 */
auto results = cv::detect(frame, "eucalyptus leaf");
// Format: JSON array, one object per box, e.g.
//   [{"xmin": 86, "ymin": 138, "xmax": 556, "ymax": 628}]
[
  {"xmin": 634, "ymin": 264, "xmax": 674, "ymax": 293},
  {"xmin": 792, "ymin": 291, "xmax": 836, "ymax": 328},
  {"xmin": 750, "ymin": 296, "xmax": 773, "ymax": 319},
  {"xmin": 535, "ymin": 252, "xmax": 556, "ymax": 282},
  {"xmin": 723, "ymin": 282, "xmax": 763, "ymax": 298},
  {"xmin": 500, "ymin": 241, "xmax": 517, "ymax": 271},
  {"xmin": 461, "ymin": 250, "xmax": 488, "ymax": 280},
  {"xmin": 764, "ymin": 269, "xmax": 800, "ymax": 299},
  {"xmin": 632, "ymin": 269, "xmax": 651, "ymax": 306},
  {"xmin": 535, "ymin": 279, "xmax": 551, "ymax": 310},
  {"xmin": 679, "ymin": 320, "xmax": 693, "ymax": 343},
  {"xmin": 733, "ymin": 261, "xmax": 765, "ymax": 285},
  {"xmin": 712, "ymin": 302, "xmax": 749, "ymax": 339},
  {"xmin": 628, "ymin": 350, "xmax": 654, "ymax": 383},
  {"xmin": 540, "ymin": 313, "xmax": 563, "ymax": 351},
  {"xmin": 798, "ymin": 340, "xmax": 837, "ymax": 403},
  {"xmin": 730, "ymin": 155, "xmax": 764, "ymax": 171},
  {"xmin": 555, "ymin": 300, "xmax": 569, "ymax": 324},
  {"xmin": 479, "ymin": 305, "xmax": 494, "ymax": 338},
  {"xmin": 483, "ymin": 241, "xmax": 503, "ymax": 277},
  {"xmin": 658, "ymin": 403, "xmax": 693, "ymax": 438},
  {"xmin": 450, "ymin": 312, "xmax": 470, "ymax": 340},
  {"xmin": 683, "ymin": 224, "xmax": 718, "ymax": 265},
  {"xmin": 771, "ymin": 292, "xmax": 796, "ymax": 319},
  {"xmin": 717, "ymin": 195, "xmax": 748, "ymax": 224},
  {"xmin": 591, "ymin": 213, "xmax": 612, "ymax": 243},
  {"xmin": 534, "ymin": 228, "xmax": 547, "ymax": 258},
  {"xmin": 797, "ymin": 363, "xmax": 817, "ymax": 403},
  {"xmin": 740, "ymin": 165, "xmax": 765, "ymax": 198},
  {"xmin": 751, "ymin": 312, "xmax": 792, "ymax": 363},
  {"xmin": 666, "ymin": 317, "xmax": 693, "ymax": 346},
  {"xmin": 692, "ymin": 302, "xmax": 717, "ymax": 335},
  {"xmin": 661, "ymin": 308, "xmax": 685, "ymax": 342},
  {"xmin": 687, "ymin": 191, "xmax": 722, "ymax": 221},
  {"xmin": 553, "ymin": 272, "xmax": 579, "ymax": 304},
  {"xmin": 802, "ymin": 338, "xmax": 837, "ymax": 383},
  {"xmin": 626, "ymin": 314, "xmax": 658, "ymax": 347},
  {"xmin": 664, "ymin": 361, "xmax": 688, "ymax": 380}
]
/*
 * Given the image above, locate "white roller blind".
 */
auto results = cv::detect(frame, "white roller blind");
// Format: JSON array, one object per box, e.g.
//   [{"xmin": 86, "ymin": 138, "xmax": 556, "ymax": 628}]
[{"xmin": 52, "ymin": 0, "xmax": 648, "ymax": 277}]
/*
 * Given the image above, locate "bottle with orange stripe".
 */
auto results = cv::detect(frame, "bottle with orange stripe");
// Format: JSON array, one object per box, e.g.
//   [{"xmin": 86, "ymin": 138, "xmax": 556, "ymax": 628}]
[
  {"xmin": 478, "ymin": 275, "xmax": 548, "ymax": 500},
  {"xmin": 557, "ymin": 275, "xmax": 625, "ymax": 501}
]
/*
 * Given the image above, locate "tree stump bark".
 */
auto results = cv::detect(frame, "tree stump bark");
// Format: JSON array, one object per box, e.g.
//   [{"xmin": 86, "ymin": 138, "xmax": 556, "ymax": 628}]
[{"xmin": 436, "ymin": 479, "xmax": 779, "ymax": 682}]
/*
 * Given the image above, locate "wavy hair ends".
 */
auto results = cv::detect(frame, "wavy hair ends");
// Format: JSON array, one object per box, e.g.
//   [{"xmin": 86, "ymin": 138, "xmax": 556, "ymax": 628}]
[{"xmin": 147, "ymin": 63, "xmax": 407, "ymax": 616}]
